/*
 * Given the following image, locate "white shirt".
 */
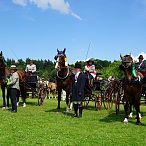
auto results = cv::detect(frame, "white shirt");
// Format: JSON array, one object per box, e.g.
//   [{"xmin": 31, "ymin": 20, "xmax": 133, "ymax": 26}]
[
  {"xmin": 25, "ymin": 64, "xmax": 36, "ymax": 73},
  {"xmin": 75, "ymin": 71, "xmax": 81, "ymax": 82}
]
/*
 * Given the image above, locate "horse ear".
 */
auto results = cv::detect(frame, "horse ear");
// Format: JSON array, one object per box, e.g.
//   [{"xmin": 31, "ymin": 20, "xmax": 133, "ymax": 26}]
[
  {"xmin": 57, "ymin": 48, "xmax": 59, "ymax": 53},
  {"xmin": 129, "ymin": 53, "xmax": 131, "ymax": 57},
  {"xmin": 120, "ymin": 54, "xmax": 123, "ymax": 60},
  {"xmin": 63, "ymin": 48, "xmax": 66, "ymax": 54},
  {"xmin": 0, "ymin": 51, "xmax": 2, "ymax": 56}
]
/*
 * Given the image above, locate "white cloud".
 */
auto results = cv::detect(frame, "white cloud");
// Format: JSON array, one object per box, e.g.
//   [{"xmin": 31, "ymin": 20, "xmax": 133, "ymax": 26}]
[
  {"xmin": 12, "ymin": 0, "xmax": 27, "ymax": 6},
  {"xmin": 12, "ymin": 0, "xmax": 82, "ymax": 20}
]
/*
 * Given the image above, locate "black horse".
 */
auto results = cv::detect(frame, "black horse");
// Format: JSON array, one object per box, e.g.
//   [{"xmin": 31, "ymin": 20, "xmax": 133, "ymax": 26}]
[
  {"xmin": 120, "ymin": 54, "xmax": 142, "ymax": 125},
  {"xmin": 0, "ymin": 51, "xmax": 10, "ymax": 108},
  {"xmin": 54, "ymin": 48, "xmax": 73, "ymax": 112}
]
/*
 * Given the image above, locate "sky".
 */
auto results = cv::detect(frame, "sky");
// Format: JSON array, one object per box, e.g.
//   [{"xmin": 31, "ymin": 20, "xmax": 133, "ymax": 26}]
[{"xmin": 0, "ymin": 0, "xmax": 146, "ymax": 64}]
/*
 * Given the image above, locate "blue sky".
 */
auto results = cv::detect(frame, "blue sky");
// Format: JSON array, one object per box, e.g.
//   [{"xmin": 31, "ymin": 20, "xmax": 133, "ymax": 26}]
[{"xmin": 0, "ymin": 0, "xmax": 146, "ymax": 64}]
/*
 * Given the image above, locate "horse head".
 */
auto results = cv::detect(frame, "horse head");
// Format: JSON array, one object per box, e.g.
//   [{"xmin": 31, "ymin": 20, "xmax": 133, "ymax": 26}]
[
  {"xmin": 120, "ymin": 54, "xmax": 134, "ymax": 81},
  {"xmin": 54, "ymin": 48, "xmax": 67, "ymax": 70}
]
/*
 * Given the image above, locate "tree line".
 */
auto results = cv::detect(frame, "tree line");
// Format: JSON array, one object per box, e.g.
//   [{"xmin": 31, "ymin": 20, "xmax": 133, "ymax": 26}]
[{"xmin": 6, "ymin": 58, "xmax": 123, "ymax": 81}]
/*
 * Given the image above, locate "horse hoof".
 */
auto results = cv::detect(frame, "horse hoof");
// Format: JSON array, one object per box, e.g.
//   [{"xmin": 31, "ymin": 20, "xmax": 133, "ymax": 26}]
[
  {"xmin": 139, "ymin": 113, "xmax": 142, "ymax": 120},
  {"xmin": 57, "ymin": 109, "xmax": 61, "ymax": 112},
  {"xmin": 17, "ymin": 102, "xmax": 19, "ymax": 106},
  {"xmin": 136, "ymin": 122, "xmax": 141, "ymax": 125},
  {"xmin": 123, "ymin": 118, "xmax": 128, "ymax": 124},
  {"xmin": 23, "ymin": 103, "xmax": 26, "ymax": 107},
  {"xmin": 2, "ymin": 107, "xmax": 6, "ymax": 110},
  {"xmin": 129, "ymin": 113, "xmax": 133, "ymax": 118}
]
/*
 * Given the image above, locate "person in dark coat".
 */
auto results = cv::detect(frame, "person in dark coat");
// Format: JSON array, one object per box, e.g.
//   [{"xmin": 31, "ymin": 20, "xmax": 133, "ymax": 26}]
[
  {"xmin": 137, "ymin": 55, "xmax": 146, "ymax": 77},
  {"xmin": 71, "ymin": 62, "xmax": 86, "ymax": 118},
  {"xmin": 136, "ymin": 55, "xmax": 146, "ymax": 84}
]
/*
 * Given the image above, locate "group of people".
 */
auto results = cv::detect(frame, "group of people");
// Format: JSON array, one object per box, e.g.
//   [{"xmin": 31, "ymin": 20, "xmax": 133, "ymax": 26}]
[
  {"xmin": 71, "ymin": 55, "xmax": 146, "ymax": 118},
  {"xmin": 3, "ymin": 54, "xmax": 146, "ymax": 117},
  {"xmin": 5, "ymin": 59, "xmax": 37, "ymax": 112}
]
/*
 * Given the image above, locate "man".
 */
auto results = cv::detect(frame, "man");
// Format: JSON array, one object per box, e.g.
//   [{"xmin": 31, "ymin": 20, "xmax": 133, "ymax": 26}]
[
  {"xmin": 136, "ymin": 55, "xmax": 146, "ymax": 77},
  {"xmin": 25, "ymin": 59, "xmax": 36, "ymax": 75},
  {"xmin": 7, "ymin": 65, "xmax": 20, "ymax": 113},
  {"xmin": 71, "ymin": 62, "xmax": 86, "ymax": 118}
]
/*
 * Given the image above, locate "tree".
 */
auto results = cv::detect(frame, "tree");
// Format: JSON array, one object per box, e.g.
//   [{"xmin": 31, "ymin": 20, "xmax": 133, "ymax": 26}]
[{"xmin": 100, "ymin": 61, "xmax": 123, "ymax": 79}]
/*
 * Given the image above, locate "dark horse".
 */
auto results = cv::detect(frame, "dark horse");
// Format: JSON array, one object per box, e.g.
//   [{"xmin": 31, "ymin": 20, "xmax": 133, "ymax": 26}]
[
  {"xmin": 0, "ymin": 51, "xmax": 26, "ymax": 108},
  {"xmin": 0, "ymin": 51, "xmax": 9, "ymax": 108},
  {"xmin": 54, "ymin": 48, "xmax": 73, "ymax": 112},
  {"xmin": 120, "ymin": 54, "xmax": 142, "ymax": 125}
]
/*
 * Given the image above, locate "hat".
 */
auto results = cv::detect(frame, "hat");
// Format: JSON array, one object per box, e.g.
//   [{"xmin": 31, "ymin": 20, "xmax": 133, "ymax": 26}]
[
  {"xmin": 74, "ymin": 62, "xmax": 82, "ymax": 69},
  {"xmin": 138, "ymin": 55, "xmax": 144, "ymax": 59},
  {"xmin": 86, "ymin": 58, "xmax": 94, "ymax": 63},
  {"xmin": 10, "ymin": 65, "xmax": 17, "ymax": 70}
]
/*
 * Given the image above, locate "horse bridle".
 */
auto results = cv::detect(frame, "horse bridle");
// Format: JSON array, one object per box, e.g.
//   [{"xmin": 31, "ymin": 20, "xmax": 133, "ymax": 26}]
[{"xmin": 55, "ymin": 54, "xmax": 69, "ymax": 80}]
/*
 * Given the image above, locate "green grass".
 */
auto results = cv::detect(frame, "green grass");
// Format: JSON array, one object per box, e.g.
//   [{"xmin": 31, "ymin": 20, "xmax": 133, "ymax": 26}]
[{"xmin": 0, "ymin": 97, "xmax": 146, "ymax": 146}]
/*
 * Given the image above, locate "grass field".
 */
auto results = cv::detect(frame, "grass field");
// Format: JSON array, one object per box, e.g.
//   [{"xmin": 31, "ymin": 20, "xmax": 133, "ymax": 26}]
[{"xmin": 0, "ymin": 96, "xmax": 146, "ymax": 146}]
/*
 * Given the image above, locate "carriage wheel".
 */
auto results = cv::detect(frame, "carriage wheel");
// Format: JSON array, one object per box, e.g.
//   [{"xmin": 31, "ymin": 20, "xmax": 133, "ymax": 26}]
[
  {"xmin": 83, "ymin": 96, "xmax": 90, "ymax": 107},
  {"xmin": 95, "ymin": 91, "xmax": 102, "ymax": 110},
  {"xmin": 103, "ymin": 89, "xmax": 115, "ymax": 110}
]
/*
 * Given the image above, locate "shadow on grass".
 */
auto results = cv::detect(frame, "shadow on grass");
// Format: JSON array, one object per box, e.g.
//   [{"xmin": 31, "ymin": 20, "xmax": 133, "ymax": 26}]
[
  {"xmin": 99, "ymin": 111, "xmax": 124, "ymax": 123},
  {"xmin": 22, "ymin": 101, "xmax": 38, "ymax": 106},
  {"xmin": 45, "ymin": 108, "xmax": 74, "ymax": 117},
  {"xmin": 99, "ymin": 110, "xmax": 146, "ymax": 126},
  {"xmin": 83, "ymin": 105, "xmax": 96, "ymax": 111}
]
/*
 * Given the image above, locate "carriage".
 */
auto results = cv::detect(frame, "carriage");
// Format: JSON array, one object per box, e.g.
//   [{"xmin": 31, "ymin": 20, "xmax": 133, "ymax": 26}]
[
  {"xmin": 102, "ymin": 79, "xmax": 123, "ymax": 114},
  {"xmin": 83, "ymin": 75, "xmax": 108, "ymax": 110},
  {"xmin": 103, "ymin": 77, "xmax": 146, "ymax": 114},
  {"xmin": 25, "ymin": 73, "xmax": 38, "ymax": 98}
]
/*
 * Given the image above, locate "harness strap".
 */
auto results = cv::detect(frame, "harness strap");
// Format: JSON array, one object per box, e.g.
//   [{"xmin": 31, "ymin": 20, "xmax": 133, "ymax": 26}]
[{"xmin": 57, "ymin": 67, "xmax": 69, "ymax": 80}]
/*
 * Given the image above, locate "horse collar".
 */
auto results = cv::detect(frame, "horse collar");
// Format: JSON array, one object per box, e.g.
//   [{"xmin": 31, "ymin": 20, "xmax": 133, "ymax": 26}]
[{"xmin": 57, "ymin": 67, "xmax": 69, "ymax": 80}]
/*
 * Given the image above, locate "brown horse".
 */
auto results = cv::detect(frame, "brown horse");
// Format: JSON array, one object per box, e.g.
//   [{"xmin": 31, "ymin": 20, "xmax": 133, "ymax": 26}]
[
  {"xmin": 0, "ymin": 51, "xmax": 27, "ymax": 108},
  {"xmin": 120, "ymin": 54, "xmax": 142, "ymax": 125},
  {"xmin": 54, "ymin": 48, "xmax": 73, "ymax": 112},
  {"xmin": 47, "ymin": 82, "xmax": 57, "ymax": 99}
]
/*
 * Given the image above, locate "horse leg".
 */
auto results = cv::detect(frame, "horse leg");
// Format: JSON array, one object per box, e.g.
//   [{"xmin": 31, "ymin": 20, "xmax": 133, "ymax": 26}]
[
  {"xmin": 123, "ymin": 99, "xmax": 129, "ymax": 124},
  {"xmin": 20, "ymin": 83, "xmax": 26, "ymax": 107},
  {"xmin": 57, "ymin": 90, "xmax": 61, "ymax": 112},
  {"xmin": 129, "ymin": 104, "xmax": 133, "ymax": 118},
  {"xmin": 134, "ymin": 101, "xmax": 141, "ymax": 125},
  {"xmin": 70, "ymin": 94, "xmax": 73, "ymax": 110},
  {"xmin": 17, "ymin": 90, "xmax": 20, "ymax": 106},
  {"xmin": 65, "ymin": 92, "xmax": 70, "ymax": 113},
  {"xmin": 1, "ymin": 83, "xmax": 6, "ymax": 108}
]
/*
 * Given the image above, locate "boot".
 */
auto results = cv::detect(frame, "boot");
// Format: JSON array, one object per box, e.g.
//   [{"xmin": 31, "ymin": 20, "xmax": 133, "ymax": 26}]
[
  {"xmin": 73, "ymin": 104, "xmax": 78, "ymax": 117},
  {"xmin": 79, "ymin": 105, "xmax": 83, "ymax": 118}
]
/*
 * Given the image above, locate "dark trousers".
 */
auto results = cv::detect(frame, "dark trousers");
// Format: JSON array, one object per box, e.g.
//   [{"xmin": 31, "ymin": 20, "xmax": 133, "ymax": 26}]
[
  {"xmin": 10, "ymin": 88, "xmax": 18, "ymax": 111},
  {"xmin": 73, "ymin": 103, "xmax": 83, "ymax": 117},
  {"xmin": 6, "ymin": 88, "xmax": 10, "ymax": 107}
]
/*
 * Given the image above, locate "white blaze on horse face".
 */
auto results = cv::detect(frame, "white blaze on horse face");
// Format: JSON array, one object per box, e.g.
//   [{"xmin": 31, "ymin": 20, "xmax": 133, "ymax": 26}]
[{"xmin": 55, "ymin": 57, "xmax": 59, "ymax": 69}]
